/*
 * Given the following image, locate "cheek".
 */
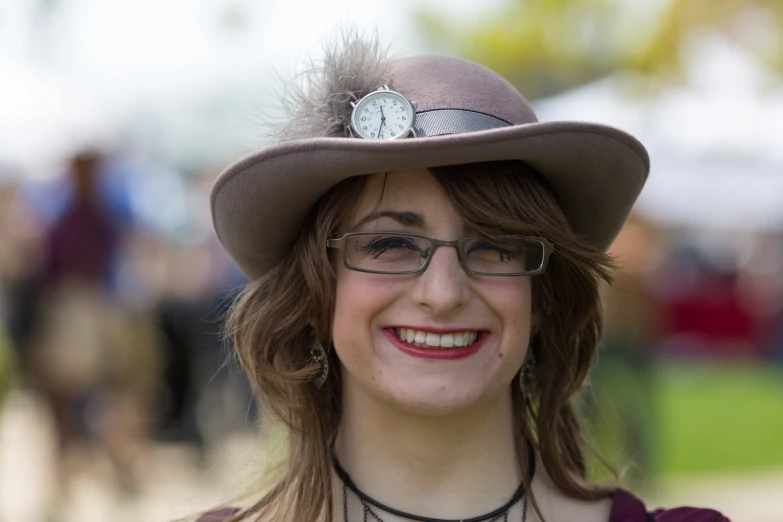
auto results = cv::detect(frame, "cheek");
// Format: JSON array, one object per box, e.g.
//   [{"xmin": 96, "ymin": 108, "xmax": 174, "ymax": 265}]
[
  {"xmin": 331, "ymin": 268, "xmax": 398, "ymax": 358},
  {"xmin": 481, "ymin": 278, "xmax": 533, "ymax": 349},
  {"xmin": 332, "ymin": 271, "xmax": 360, "ymax": 354}
]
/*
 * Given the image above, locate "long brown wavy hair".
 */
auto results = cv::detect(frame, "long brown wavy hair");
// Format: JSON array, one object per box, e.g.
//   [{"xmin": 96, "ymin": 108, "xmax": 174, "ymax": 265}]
[{"xmin": 218, "ymin": 160, "xmax": 616, "ymax": 522}]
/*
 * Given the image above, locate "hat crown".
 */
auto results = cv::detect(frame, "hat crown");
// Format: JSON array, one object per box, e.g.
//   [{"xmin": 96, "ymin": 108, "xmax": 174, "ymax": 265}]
[{"xmin": 389, "ymin": 56, "xmax": 538, "ymax": 126}]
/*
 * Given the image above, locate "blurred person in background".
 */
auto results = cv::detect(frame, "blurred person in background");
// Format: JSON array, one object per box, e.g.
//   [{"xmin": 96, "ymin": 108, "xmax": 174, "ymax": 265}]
[
  {"xmin": 153, "ymin": 167, "xmax": 251, "ymax": 451},
  {"xmin": 0, "ymin": 171, "xmax": 45, "ymax": 390},
  {"xmin": 655, "ymin": 241, "xmax": 762, "ymax": 360},
  {"xmin": 734, "ymin": 231, "xmax": 783, "ymax": 370},
  {"xmin": 762, "ymin": 234, "xmax": 783, "ymax": 369},
  {"xmin": 0, "ymin": 175, "xmax": 34, "ymax": 412},
  {"xmin": 23, "ymin": 150, "xmax": 157, "ymax": 512}
]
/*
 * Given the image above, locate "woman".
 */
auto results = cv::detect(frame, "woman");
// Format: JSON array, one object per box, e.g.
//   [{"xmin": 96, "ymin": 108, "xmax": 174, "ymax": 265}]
[{"xmin": 199, "ymin": 33, "xmax": 728, "ymax": 522}]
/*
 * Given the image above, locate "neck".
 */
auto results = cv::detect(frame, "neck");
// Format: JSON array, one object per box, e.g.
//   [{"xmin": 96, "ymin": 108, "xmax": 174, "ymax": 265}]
[{"xmin": 333, "ymin": 376, "xmax": 522, "ymax": 520}]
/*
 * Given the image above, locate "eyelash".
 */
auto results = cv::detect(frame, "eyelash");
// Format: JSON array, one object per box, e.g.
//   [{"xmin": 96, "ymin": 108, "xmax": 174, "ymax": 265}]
[
  {"xmin": 365, "ymin": 237, "xmax": 422, "ymax": 256},
  {"xmin": 466, "ymin": 240, "xmax": 514, "ymax": 259}
]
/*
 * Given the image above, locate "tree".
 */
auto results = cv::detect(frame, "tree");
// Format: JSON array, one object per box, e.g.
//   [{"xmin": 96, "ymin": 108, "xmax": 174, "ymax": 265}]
[{"xmin": 415, "ymin": 0, "xmax": 783, "ymax": 100}]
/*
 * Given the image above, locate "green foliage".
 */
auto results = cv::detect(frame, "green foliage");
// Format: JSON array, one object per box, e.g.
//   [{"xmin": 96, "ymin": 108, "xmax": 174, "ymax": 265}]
[
  {"xmin": 629, "ymin": 0, "xmax": 783, "ymax": 78},
  {"xmin": 0, "ymin": 328, "xmax": 17, "ymax": 403},
  {"xmin": 416, "ymin": 0, "xmax": 621, "ymax": 99},
  {"xmin": 415, "ymin": 0, "xmax": 783, "ymax": 99}
]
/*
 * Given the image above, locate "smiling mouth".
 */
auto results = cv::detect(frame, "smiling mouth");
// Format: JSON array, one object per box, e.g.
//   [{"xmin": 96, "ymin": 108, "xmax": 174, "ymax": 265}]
[{"xmin": 392, "ymin": 328, "xmax": 483, "ymax": 349}]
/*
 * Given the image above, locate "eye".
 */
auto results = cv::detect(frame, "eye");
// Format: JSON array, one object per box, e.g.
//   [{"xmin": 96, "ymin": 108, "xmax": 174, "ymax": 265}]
[
  {"xmin": 465, "ymin": 239, "xmax": 515, "ymax": 261},
  {"xmin": 362, "ymin": 235, "xmax": 424, "ymax": 258}
]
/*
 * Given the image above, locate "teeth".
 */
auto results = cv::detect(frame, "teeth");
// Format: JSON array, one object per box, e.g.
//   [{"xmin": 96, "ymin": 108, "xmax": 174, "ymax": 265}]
[{"xmin": 393, "ymin": 328, "xmax": 481, "ymax": 349}]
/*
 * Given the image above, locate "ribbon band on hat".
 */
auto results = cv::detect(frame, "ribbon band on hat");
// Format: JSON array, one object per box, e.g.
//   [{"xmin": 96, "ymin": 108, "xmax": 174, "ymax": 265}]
[{"xmin": 413, "ymin": 108, "xmax": 512, "ymax": 137}]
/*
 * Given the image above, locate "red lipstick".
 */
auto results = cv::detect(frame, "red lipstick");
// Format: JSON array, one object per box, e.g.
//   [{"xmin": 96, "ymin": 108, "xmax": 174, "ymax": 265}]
[{"xmin": 382, "ymin": 328, "xmax": 487, "ymax": 360}]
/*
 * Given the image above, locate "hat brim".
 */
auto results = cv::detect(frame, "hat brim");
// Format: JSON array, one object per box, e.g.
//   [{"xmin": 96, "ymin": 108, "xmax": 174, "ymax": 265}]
[{"xmin": 211, "ymin": 120, "xmax": 650, "ymax": 280}]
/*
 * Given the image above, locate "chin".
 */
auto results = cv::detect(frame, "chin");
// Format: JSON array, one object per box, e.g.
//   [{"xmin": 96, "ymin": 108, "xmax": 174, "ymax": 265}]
[
  {"xmin": 376, "ymin": 374, "xmax": 493, "ymax": 416},
  {"xmin": 337, "ymin": 335, "xmax": 518, "ymax": 416}
]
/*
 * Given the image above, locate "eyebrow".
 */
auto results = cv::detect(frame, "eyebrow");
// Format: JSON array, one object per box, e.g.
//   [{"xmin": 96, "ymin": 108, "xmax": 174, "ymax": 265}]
[{"xmin": 349, "ymin": 210, "xmax": 425, "ymax": 232}]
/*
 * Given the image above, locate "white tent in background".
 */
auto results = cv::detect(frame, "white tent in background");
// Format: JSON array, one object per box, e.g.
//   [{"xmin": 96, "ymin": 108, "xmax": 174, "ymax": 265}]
[{"xmin": 533, "ymin": 38, "xmax": 783, "ymax": 230}]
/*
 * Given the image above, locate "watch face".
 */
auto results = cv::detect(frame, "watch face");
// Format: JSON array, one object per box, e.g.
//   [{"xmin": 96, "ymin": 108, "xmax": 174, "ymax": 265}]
[{"xmin": 351, "ymin": 89, "xmax": 415, "ymax": 140}]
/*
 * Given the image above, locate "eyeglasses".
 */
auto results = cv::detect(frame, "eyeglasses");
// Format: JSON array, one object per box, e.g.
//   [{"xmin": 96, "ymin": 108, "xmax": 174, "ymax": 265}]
[{"xmin": 326, "ymin": 232, "xmax": 553, "ymax": 276}]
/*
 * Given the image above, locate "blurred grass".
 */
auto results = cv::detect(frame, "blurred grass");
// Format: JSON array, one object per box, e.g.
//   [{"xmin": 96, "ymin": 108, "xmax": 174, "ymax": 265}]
[
  {"xmin": 586, "ymin": 358, "xmax": 783, "ymax": 481},
  {"xmin": 658, "ymin": 361, "xmax": 783, "ymax": 475}
]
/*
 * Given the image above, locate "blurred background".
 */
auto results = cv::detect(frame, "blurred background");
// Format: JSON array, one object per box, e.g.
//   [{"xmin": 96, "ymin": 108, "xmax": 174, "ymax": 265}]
[{"xmin": 1, "ymin": 1, "xmax": 782, "ymax": 521}]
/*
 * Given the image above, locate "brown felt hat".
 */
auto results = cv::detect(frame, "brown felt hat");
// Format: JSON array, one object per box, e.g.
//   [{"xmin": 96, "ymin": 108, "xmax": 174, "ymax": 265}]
[{"xmin": 211, "ymin": 54, "xmax": 650, "ymax": 280}]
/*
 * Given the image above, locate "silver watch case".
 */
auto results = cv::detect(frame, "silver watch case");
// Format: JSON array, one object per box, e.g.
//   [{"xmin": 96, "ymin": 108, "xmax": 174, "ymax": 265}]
[{"xmin": 349, "ymin": 85, "xmax": 417, "ymax": 140}]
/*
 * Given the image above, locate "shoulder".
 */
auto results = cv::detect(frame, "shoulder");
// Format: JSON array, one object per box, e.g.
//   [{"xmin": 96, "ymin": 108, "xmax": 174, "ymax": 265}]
[
  {"xmin": 530, "ymin": 467, "xmax": 614, "ymax": 522},
  {"xmin": 195, "ymin": 507, "xmax": 242, "ymax": 522},
  {"xmin": 611, "ymin": 489, "xmax": 730, "ymax": 522},
  {"xmin": 538, "ymin": 492, "xmax": 613, "ymax": 522}
]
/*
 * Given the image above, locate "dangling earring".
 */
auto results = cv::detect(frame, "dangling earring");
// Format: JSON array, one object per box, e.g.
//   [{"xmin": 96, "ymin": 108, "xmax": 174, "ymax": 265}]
[
  {"xmin": 519, "ymin": 353, "xmax": 536, "ymax": 395},
  {"xmin": 310, "ymin": 342, "xmax": 329, "ymax": 388}
]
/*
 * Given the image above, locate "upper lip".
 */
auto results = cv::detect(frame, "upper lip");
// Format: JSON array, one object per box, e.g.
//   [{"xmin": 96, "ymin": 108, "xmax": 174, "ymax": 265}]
[{"xmin": 383, "ymin": 325, "xmax": 488, "ymax": 334}]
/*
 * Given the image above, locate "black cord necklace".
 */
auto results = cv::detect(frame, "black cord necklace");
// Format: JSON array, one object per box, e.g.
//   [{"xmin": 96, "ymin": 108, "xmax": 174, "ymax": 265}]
[
  {"xmin": 342, "ymin": 483, "xmax": 527, "ymax": 522},
  {"xmin": 333, "ymin": 454, "xmax": 533, "ymax": 522}
]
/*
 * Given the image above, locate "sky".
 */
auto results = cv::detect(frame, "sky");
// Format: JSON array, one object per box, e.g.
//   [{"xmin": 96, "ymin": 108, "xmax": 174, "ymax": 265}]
[{"xmin": 0, "ymin": 0, "xmax": 504, "ymax": 95}]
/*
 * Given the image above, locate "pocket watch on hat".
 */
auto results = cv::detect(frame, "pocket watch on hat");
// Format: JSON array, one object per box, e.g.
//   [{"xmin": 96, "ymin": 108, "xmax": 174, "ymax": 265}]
[{"xmin": 350, "ymin": 86, "xmax": 417, "ymax": 140}]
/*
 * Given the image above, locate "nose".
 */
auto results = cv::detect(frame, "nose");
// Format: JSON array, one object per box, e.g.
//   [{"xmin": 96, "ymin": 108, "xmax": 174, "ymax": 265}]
[{"xmin": 411, "ymin": 243, "xmax": 470, "ymax": 315}]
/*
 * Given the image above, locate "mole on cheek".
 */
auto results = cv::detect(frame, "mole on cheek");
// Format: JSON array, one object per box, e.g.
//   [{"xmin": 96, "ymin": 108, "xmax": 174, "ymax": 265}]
[{"xmin": 498, "ymin": 353, "xmax": 504, "ymax": 358}]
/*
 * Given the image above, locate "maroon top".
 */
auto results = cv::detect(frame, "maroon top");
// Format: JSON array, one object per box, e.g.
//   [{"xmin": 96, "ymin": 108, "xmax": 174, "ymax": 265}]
[
  {"xmin": 195, "ymin": 489, "xmax": 729, "ymax": 521},
  {"xmin": 610, "ymin": 489, "xmax": 729, "ymax": 521}
]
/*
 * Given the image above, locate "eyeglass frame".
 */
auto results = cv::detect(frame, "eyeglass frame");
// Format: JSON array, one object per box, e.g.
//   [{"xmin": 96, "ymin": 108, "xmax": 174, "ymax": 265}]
[{"xmin": 326, "ymin": 232, "xmax": 554, "ymax": 276}]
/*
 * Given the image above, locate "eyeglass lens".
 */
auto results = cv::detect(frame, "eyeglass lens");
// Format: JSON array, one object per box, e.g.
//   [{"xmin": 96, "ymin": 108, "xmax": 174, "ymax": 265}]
[{"xmin": 344, "ymin": 233, "xmax": 544, "ymax": 274}]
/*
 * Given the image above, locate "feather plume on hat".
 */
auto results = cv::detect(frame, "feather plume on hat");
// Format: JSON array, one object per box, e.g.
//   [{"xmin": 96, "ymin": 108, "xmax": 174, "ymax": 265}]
[{"xmin": 270, "ymin": 28, "xmax": 395, "ymax": 142}]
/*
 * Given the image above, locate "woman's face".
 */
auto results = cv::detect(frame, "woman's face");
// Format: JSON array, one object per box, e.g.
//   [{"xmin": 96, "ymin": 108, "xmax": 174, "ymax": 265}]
[{"xmin": 331, "ymin": 169, "xmax": 533, "ymax": 415}]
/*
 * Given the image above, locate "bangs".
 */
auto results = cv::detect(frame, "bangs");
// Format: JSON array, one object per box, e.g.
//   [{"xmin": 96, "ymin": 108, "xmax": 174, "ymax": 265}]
[{"xmin": 428, "ymin": 161, "xmax": 571, "ymax": 240}]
